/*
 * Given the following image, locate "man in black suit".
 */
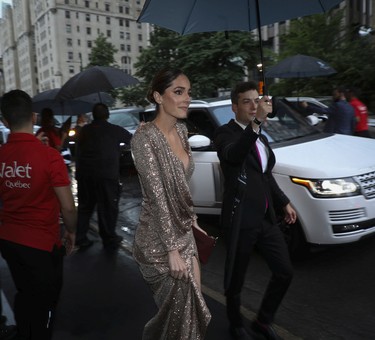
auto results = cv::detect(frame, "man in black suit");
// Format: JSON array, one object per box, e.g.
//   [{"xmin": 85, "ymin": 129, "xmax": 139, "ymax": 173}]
[{"xmin": 214, "ymin": 81, "xmax": 296, "ymax": 340}]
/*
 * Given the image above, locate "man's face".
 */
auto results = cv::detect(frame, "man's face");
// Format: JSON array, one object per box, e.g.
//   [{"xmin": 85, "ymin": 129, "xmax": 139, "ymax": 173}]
[{"xmin": 232, "ymin": 89, "xmax": 259, "ymax": 125}]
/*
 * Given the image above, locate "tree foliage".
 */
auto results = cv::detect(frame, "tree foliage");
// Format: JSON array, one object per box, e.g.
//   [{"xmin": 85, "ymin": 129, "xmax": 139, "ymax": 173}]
[
  {"xmin": 88, "ymin": 33, "xmax": 118, "ymax": 68},
  {"xmin": 118, "ymin": 27, "xmax": 259, "ymax": 106},
  {"xmin": 267, "ymin": 10, "xmax": 375, "ymax": 109}
]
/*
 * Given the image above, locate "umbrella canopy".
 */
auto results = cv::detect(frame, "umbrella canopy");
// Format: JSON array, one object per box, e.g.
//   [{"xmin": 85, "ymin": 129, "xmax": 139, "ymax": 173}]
[
  {"xmin": 138, "ymin": 0, "xmax": 343, "ymax": 93},
  {"xmin": 138, "ymin": 0, "xmax": 342, "ymax": 35},
  {"xmin": 32, "ymin": 89, "xmax": 115, "ymax": 115},
  {"xmin": 265, "ymin": 54, "xmax": 337, "ymax": 78},
  {"xmin": 58, "ymin": 66, "xmax": 139, "ymax": 100}
]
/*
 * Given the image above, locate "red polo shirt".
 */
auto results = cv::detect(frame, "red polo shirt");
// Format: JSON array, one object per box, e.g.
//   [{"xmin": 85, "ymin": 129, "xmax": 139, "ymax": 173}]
[
  {"xmin": 350, "ymin": 97, "xmax": 368, "ymax": 132},
  {"xmin": 0, "ymin": 133, "xmax": 70, "ymax": 251}
]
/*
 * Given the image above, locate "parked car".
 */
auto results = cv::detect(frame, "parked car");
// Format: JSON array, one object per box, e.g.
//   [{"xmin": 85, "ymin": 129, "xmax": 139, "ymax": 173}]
[
  {"xmin": 0, "ymin": 121, "xmax": 41, "ymax": 144},
  {"xmin": 142, "ymin": 98, "xmax": 375, "ymax": 255}
]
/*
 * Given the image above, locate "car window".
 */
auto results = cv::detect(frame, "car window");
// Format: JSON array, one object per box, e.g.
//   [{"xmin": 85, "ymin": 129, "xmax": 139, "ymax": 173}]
[
  {"xmin": 186, "ymin": 109, "xmax": 217, "ymax": 140},
  {"xmin": 210, "ymin": 100, "xmax": 319, "ymax": 144},
  {"xmin": 108, "ymin": 112, "xmax": 140, "ymax": 130}
]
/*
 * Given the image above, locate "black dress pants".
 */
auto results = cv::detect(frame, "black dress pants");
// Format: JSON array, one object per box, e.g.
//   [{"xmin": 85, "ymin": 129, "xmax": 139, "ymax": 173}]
[
  {"xmin": 0, "ymin": 240, "xmax": 63, "ymax": 340},
  {"xmin": 76, "ymin": 175, "xmax": 121, "ymax": 244},
  {"xmin": 225, "ymin": 216, "xmax": 293, "ymax": 326}
]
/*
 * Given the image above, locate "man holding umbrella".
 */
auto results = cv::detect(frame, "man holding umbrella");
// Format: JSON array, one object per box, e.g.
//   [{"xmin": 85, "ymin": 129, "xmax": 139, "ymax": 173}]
[{"xmin": 214, "ymin": 81, "xmax": 296, "ymax": 340}]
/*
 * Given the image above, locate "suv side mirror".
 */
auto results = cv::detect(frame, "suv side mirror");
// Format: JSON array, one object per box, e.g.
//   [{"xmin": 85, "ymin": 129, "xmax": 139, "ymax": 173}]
[{"xmin": 189, "ymin": 135, "xmax": 211, "ymax": 149}]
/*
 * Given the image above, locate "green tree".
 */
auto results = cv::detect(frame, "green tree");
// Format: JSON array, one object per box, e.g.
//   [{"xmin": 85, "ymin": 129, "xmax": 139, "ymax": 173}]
[
  {"xmin": 118, "ymin": 27, "xmax": 259, "ymax": 106},
  {"xmin": 267, "ymin": 10, "xmax": 375, "ymax": 109},
  {"xmin": 88, "ymin": 33, "xmax": 118, "ymax": 68}
]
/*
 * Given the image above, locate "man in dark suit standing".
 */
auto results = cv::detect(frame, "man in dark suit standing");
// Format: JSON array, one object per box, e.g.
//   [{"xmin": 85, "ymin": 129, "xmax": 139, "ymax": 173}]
[{"xmin": 214, "ymin": 81, "xmax": 297, "ymax": 340}]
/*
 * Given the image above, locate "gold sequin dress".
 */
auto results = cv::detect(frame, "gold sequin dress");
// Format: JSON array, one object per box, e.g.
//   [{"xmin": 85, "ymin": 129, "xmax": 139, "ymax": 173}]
[{"xmin": 131, "ymin": 121, "xmax": 211, "ymax": 340}]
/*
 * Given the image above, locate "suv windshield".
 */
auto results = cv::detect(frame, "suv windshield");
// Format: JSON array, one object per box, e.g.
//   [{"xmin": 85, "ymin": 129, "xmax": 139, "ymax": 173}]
[{"xmin": 210, "ymin": 99, "xmax": 320, "ymax": 144}]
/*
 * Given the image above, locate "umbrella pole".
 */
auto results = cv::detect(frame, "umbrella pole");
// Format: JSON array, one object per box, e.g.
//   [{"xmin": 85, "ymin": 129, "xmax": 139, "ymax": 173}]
[{"xmin": 255, "ymin": 0, "xmax": 267, "ymax": 95}]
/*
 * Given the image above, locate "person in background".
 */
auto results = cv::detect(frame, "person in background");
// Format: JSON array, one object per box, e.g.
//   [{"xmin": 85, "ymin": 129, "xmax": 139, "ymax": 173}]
[
  {"xmin": 35, "ymin": 107, "xmax": 67, "ymax": 151},
  {"xmin": 345, "ymin": 87, "xmax": 371, "ymax": 138},
  {"xmin": 131, "ymin": 68, "xmax": 211, "ymax": 339},
  {"xmin": 302, "ymin": 87, "xmax": 355, "ymax": 135},
  {"xmin": 74, "ymin": 113, "xmax": 89, "ymax": 137},
  {"xmin": 214, "ymin": 81, "xmax": 296, "ymax": 340},
  {"xmin": 0, "ymin": 90, "xmax": 76, "ymax": 340},
  {"xmin": 75, "ymin": 103, "xmax": 132, "ymax": 250}
]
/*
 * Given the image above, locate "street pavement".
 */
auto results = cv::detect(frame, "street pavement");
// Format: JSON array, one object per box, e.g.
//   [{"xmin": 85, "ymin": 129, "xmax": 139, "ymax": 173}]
[{"xmin": 0, "ymin": 169, "xmax": 300, "ymax": 340}]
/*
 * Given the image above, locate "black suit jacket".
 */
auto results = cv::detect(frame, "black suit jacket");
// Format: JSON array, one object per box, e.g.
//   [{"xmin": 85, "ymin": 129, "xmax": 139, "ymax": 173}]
[{"xmin": 214, "ymin": 119, "xmax": 290, "ymax": 231}]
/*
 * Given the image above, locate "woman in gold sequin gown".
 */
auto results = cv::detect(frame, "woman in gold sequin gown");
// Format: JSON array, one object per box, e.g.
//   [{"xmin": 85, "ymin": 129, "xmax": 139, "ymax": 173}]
[{"xmin": 131, "ymin": 68, "xmax": 211, "ymax": 339}]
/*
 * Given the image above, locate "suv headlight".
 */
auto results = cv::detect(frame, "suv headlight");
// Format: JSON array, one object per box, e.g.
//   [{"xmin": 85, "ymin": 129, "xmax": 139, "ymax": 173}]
[{"xmin": 291, "ymin": 177, "xmax": 361, "ymax": 198}]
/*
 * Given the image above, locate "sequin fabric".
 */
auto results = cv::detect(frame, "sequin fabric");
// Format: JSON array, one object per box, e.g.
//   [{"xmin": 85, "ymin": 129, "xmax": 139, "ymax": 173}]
[{"xmin": 131, "ymin": 121, "xmax": 211, "ymax": 339}]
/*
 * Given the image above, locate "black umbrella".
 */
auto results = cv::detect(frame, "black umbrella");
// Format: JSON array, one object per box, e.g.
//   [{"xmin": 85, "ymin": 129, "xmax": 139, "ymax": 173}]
[
  {"xmin": 32, "ymin": 89, "xmax": 115, "ymax": 115},
  {"xmin": 58, "ymin": 66, "xmax": 139, "ymax": 100},
  {"xmin": 137, "ymin": 0, "xmax": 343, "ymax": 94},
  {"xmin": 265, "ymin": 54, "xmax": 337, "ymax": 79}
]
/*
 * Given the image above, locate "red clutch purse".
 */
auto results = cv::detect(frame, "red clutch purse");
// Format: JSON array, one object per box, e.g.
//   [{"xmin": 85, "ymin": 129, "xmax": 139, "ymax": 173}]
[{"xmin": 192, "ymin": 226, "xmax": 217, "ymax": 265}]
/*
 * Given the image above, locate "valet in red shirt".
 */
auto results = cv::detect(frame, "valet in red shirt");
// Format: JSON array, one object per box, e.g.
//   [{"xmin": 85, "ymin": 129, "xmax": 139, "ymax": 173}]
[{"xmin": 0, "ymin": 133, "xmax": 70, "ymax": 251}]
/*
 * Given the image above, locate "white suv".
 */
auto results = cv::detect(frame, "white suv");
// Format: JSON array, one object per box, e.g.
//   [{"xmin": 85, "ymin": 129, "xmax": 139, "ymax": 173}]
[{"xmin": 143, "ymin": 97, "xmax": 375, "ymax": 254}]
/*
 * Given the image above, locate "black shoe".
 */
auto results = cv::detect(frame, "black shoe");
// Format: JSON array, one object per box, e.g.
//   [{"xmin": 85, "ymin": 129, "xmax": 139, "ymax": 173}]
[
  {"xmin": 75, "ymin": 238, "xmax": 94, "ymax": 251},
  {"xmin": 103, "ymin": 235, "xmax": 123, "ymax": 249},
  {"xmin": 229, "ymin": 325, "xmax": 253, "ymax": 340},
  {"xmin": 251, "ymin": 320, "xmax": 282, "ymax": 340},
  {"xmin": 0, "ymin": 324, "xmax": 17, "ymax": 340}
]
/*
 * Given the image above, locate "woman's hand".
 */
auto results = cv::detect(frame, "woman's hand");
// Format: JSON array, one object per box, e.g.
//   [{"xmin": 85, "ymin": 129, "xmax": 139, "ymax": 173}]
[{"xmin": 168, "ymin": 249, "xmax": 188, "ymax": 281}]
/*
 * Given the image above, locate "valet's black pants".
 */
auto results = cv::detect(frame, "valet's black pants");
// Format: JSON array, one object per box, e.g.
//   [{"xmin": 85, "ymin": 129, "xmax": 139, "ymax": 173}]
[
  {"xmin": 76, "ymin": 175, "xmax": 121, "ymax": 244},
  {"xmin": 225, "ymin": 215, "xmax": 293, "ymax": 326},
  {"xmin": 0, "ymin": 240, "xmax": 63, "ymax": 340}
]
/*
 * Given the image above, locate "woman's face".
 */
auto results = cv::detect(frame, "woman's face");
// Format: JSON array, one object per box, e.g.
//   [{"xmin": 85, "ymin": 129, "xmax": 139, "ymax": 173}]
[{"xmin": 155, "ymin": 74, "xmax": 191, "ymax": 120}]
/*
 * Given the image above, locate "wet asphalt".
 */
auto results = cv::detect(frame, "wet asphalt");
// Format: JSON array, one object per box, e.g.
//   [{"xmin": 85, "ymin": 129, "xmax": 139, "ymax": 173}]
[{"xmin": 1, "ymin": 167, "xmax": 299, "ymax": 340}]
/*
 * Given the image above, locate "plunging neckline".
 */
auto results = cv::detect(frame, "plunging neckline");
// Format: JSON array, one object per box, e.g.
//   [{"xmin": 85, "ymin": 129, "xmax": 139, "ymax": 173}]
[{"xmin": 151, "ymin": 122, "xmax": 190, "ymax": 173}]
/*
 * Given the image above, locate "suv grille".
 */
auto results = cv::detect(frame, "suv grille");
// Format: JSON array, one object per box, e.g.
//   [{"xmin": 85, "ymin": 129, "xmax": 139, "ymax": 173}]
[{"xmin": 355, "ymin": 171, "xmax": 375, "ymax": 199}]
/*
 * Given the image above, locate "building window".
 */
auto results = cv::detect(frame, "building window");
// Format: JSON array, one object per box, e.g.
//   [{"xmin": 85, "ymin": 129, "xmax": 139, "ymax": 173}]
[
  {"xmin": 77, "ymin": 26, "xmax": 80, "ymax": 32},
  {"xmin": 86, "ymin": 14, "xmax": 90, "ymax": 22},
  {"xmin": 125, "ymin": 7, "xmax": 130, "ymax": 15},
  {"xmin": 65, "ymin": 0, "xmax": 69, "ymax": 4},
  {"xmin": 127, "ymin": 45, "xmax": 131, "ymax": 52},
  {"xmin": 86, "ymin": 27, "xmax": 91, "ymax": 34},
  {"xmin": 67, "ymin": 38, "xmax": 73, "ymax": 47},
  {"xmin": 107, "ymin": 30, "xmax": 111, "ymax": 38},
  {"xmin": 77, "ymin": 39, "xmax": 81, "ymax": 46},
  {"xmin": 68, "ymin": 52, "xmax": 73, "ymax": 60},
  {"xmin": 126, "ymin": 32, "xmax": 130, "ymax": 40},
  {"xmin": 119, "ymin": 6, "xmax": 123, "ymax": 13},
  {"xmin": 120, "ymin": 44, "xmax": 125, "ymax": 51},
  {"xmin": 106, "ymin": 17, "xmax": 111, "ymax": 25},
  {"xmin": 66, "ymin": 24, "xmax": 71, "ymax": 33},
  {"xmin": 138, "ymin": 34, "xmax": 142, "ymax": 41},
  {"xmin": 87, "ymin": 41, "xmax": 92, "ymax": 48},
  {"xmin": 119, "ymin": 19, "xmax": 124, "ymax": 27},
  {"xmin": 138, "ymin": 46, "xmax": 143, "ymax": 53},
  {"xmin": 125, "ymin": 20, "xmax": 130, "ymax": 28},
  {"xmin": 65, "ymin": 11, "xmax": 70, "ymax": 19},
  {"xmin": 120, "ymin": 31, "xmax": 124, "ymax": 39},
  {"xmin": 76, "ymin": 12, "xmax": 79, "ymax": 19},
  {"xmin": 85, "ymin": 1, "xmax": 90, "ymax": 8},
  {"xmin": 69, "ymin": 65, "xmax": 75, "ymax": 74},
  {"xmin": 105, "ymin": 3, "xmax": 110, "ymax": 11}
]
